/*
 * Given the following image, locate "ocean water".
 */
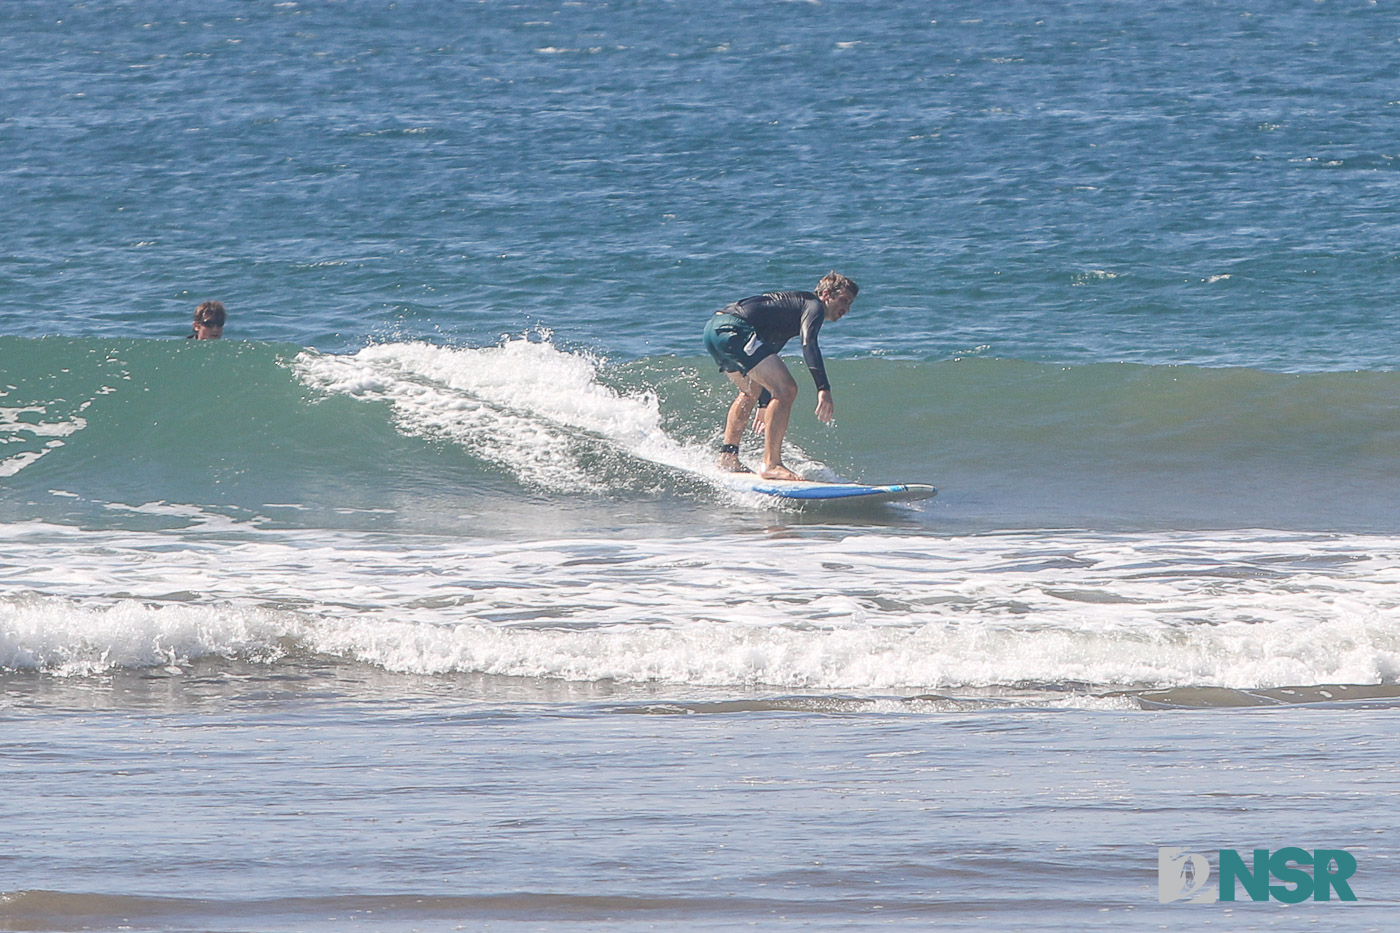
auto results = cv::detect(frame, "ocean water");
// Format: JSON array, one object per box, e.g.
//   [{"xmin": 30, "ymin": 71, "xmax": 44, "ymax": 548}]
[{"xmin": 4, "ymin": 1, "xmax": 1400, "ymax": 930}]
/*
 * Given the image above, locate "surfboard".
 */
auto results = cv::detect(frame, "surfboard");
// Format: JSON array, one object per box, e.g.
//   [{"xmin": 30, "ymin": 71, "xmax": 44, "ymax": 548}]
[{"xmin": 715, "ymin": 473, "xmax": 937, "ymax": 504}]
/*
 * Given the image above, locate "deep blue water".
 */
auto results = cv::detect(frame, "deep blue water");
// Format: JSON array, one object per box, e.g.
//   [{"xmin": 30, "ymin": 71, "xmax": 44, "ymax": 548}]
[{"xmin": 3, "ymin": 0, "xmax": 1399, "ymax": 368}]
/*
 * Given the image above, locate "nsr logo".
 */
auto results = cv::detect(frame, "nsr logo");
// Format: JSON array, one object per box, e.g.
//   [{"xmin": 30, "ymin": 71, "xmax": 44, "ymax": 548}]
[{"xmin": 1159, "ymin": 847, "xmax": 1358, "ymax": 904}]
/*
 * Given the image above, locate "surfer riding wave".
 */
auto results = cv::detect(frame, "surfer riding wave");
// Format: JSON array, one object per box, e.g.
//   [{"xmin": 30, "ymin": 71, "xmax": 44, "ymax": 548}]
[{"xmin": 702, "ymin": 271, "xmax": 858, "ymax": 481}]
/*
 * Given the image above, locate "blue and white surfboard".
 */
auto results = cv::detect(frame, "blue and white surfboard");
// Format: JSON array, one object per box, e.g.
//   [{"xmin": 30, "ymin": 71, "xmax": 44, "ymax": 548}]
[{"xmin": 716, "ymin": 473, "xmax": 937, "ymax": 504}]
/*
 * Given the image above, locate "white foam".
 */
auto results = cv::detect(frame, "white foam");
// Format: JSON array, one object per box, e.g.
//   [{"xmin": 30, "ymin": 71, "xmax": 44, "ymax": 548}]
[
  {"xmin": 0, "ymin": 406, "xmax": 87, "ymax": 477},
  {"xmin": 293, "ymin": 337, "xmax": 726, "ymax": 493},
  {"xmin": 4, "ymin": 522, "xmax": 1400, "ymax": 691},
  {"xmin": 290, "ymin": 337, "xmax": 823, "ymax": 499},
  {"xmin": 0, "ymin": 595, "xmax": 293, "ymax": 677}
]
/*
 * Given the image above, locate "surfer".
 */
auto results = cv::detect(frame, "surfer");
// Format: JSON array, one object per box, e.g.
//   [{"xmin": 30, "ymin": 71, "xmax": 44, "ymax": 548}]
[
  {"xmin": 702, "ymin": 272, "xmax": 858, "ymax": 481},
  {"xmin": 188, "ymin": 301, "xmax": 226, "ymax": 339}
]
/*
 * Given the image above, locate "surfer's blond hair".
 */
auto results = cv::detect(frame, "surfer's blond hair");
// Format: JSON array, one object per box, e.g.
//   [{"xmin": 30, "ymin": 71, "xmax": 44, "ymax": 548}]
[{"xmin": 816, "ymin": 271, "xmax": 858, "ymax": 299}]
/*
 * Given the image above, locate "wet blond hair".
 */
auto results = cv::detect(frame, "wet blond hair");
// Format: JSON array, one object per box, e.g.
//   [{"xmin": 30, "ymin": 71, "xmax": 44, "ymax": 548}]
[{"xmin": 815, "ymin": 271, "xmax": 858, "ymax": 300}]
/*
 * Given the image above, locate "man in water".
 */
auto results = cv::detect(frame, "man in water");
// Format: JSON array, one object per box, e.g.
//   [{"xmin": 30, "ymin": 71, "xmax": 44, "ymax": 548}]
[
  {"xmin": 188, "ymin": 300, "xmax": 226, "ymax": 339},
  {"xmin": 702, "ymin": 272, "xmax": 858, "ymax": 481}
]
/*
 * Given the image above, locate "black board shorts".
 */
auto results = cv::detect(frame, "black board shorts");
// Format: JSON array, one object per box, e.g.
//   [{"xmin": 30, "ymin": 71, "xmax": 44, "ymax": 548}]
[{"xmin": 703, "ymin": 312, "xmax": 776, "ymax": 375}]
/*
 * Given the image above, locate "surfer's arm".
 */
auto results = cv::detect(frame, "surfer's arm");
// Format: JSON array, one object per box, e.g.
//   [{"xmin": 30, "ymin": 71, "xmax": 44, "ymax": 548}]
[
  {"xmin": 798, "ymin": 300, "xmax": 833, "ymax": 422},
  {"xmin": 798, "ymin": 300, "xmax": 829, "ymax": 390}
]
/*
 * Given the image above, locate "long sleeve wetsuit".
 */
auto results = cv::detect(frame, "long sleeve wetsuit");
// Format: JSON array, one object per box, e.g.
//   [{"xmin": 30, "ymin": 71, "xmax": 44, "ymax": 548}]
[{"xmin": 719, "ymin": 291, "xmax": 830, "ymax": 393}]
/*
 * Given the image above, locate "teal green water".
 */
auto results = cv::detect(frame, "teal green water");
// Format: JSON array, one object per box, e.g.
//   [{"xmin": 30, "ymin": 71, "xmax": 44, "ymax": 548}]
[{"xmin": 6, "ymin": 336, "xmax": 1400, "ymax": 533}]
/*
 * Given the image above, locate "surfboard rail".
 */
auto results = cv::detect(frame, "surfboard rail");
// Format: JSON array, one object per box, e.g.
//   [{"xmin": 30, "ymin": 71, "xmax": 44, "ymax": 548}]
[{"xmin": 716, "ymin": 475, "xmax": 937, "ymax": 503}]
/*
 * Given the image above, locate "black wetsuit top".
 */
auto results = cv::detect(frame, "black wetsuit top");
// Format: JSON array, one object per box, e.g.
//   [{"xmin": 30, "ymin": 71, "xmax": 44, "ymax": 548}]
[{"xmin": 719, "ymin": 291, "xmax": 830, "ymax": 392}]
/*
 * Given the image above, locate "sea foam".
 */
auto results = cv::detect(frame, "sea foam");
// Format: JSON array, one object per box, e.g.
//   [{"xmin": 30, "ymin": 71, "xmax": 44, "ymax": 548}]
[
  {"xmin": 5, "ymin": 521, "xmax": 1399, "ymax": 691},
  {"xmin": 291, "ymin": 337, "xmax": 824, "ymax": 498}
]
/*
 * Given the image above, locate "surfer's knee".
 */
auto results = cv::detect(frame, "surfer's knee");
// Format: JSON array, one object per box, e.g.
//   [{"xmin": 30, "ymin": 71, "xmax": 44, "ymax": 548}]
[{"xmin": 767, "ymin": 378, "xmax": 797, "ymax": 406}]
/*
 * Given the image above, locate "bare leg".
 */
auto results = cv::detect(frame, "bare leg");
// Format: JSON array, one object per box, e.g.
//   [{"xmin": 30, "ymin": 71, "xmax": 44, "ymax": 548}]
[
  {"xmin": 718, "ymin": 381, "xmax": 758, "ymax": 472},
  {"xmin": 741, "ymin": 356, "xmax": 802, "ymax": 481}
]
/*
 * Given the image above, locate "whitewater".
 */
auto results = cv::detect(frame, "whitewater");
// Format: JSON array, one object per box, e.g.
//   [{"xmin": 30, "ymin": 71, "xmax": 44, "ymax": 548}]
[{"xmin": 6, "ymin": 337, "xmax": 1400, "ymax": 704}]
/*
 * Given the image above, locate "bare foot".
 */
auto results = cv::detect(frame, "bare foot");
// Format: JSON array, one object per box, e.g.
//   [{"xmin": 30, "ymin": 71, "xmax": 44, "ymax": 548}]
[
  {"xmin": 717, "ymin": 452, "xmax": 753, "ymax": 473},
  {"xmin": 760, "ymin": 464, "xmax": 804, "ymax": 481}
]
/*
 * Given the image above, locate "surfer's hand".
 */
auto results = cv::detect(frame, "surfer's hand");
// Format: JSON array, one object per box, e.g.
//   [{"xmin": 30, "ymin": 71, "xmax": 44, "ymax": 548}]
[
  {"xmin": 815, "ymin": 390, "xmax": 834, "ymax": 423},
  {"xmin": 752, "ymin": 405, "xmax": 767, "ymax": 434}
]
